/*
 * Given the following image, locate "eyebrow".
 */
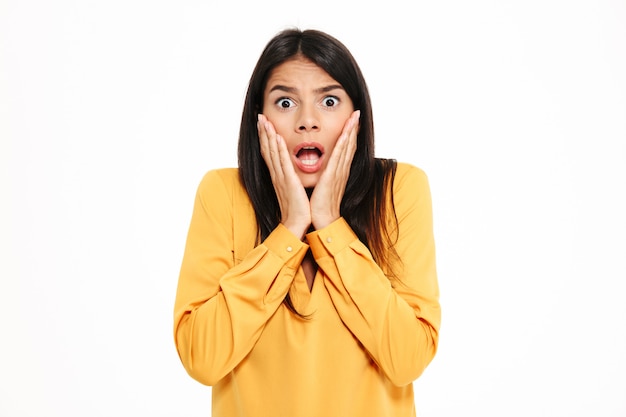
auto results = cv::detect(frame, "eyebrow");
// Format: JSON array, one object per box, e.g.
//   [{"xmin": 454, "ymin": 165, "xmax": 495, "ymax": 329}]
[{"xmin": 268, "ymin": 84, "xmax": 345, "ymax": 94}]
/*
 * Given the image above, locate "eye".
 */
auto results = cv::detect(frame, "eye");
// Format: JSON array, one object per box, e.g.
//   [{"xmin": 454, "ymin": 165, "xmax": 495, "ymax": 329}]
[
  {"xmin": 276, "ymin": 98, "xmax": 295, "ymax": 109},
  {"xmin": 322, "ymin": 96, "xmax": 339, "ymax": 108}
]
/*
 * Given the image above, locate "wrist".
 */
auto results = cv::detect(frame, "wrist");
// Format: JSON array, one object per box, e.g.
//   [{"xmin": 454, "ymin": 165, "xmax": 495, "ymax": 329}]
[
  {"xmin": 282, "ymin": 220, "xmax": 310, "ymax": 240},
  {"xmin": 311, "ymin": 215, "xmax": 339, "ymax": 231}
]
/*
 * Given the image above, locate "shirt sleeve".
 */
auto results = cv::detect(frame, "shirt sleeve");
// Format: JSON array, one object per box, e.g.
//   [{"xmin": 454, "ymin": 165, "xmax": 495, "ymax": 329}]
[
  {"xmin": 173, "ymin": 170, "xmax": 308, "ymax": 386},
  {"xmin": 307, "ymin": 164, "xmax": 440, "ymax": 387}
]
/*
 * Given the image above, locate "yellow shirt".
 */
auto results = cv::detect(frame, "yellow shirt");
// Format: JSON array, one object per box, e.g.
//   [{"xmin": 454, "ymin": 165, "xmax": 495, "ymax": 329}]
[{"xmin": 174, "ymin": 162, "xmax": 440, "ymax": 417}]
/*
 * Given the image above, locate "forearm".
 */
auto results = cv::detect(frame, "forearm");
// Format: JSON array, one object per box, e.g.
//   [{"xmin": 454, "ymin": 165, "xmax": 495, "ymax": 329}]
[
  {"xmin": 309, "ymin": 218, "xmax": 440, "ymax": 387},
  {"xmin": 174, "ymin": 224, "xmax": 308, "ymax": 386}
]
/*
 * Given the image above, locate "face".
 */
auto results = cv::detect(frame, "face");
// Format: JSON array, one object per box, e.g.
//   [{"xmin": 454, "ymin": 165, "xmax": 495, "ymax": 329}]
[{"xmin": 262, "ymin": 57, "xmax": 355, "ymax": 188}]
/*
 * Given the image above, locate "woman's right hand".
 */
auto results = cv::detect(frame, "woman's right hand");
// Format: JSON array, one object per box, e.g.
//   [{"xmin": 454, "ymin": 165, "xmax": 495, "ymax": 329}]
[{"xmin": 258, "ymin": 114, "xmax": 311, "ymax": 239}]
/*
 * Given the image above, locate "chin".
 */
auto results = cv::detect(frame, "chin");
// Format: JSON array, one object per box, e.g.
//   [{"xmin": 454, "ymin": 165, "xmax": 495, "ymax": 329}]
[
  {"xmin": 298, "ymin": 175, "xmax": 320, "ymax": 189},
  {"xmin": 301, "ymin": 181, "xmax": 318, "ymax": 190}
]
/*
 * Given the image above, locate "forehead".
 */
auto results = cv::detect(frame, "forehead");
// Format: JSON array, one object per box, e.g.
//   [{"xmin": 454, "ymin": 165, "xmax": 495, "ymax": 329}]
[{"xmin": 265, "ymin": 57, "xmax": 339, "ymax": 90}]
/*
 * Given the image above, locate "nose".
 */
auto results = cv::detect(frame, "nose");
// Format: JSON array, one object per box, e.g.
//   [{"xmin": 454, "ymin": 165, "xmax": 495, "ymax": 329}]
[{"xmin": 296, "ymin": 105, "xmax": 319, "ymax": 132}]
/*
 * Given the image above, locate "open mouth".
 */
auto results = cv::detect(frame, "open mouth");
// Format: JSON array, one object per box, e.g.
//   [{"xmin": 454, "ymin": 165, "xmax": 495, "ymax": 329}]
[
  {"xmin": 296, "ymin": 146, "xmax": 322, "ymax": 166},
  {"xmin": 293, "ymin": 142, "xmax": 325, "ymax": 172}
]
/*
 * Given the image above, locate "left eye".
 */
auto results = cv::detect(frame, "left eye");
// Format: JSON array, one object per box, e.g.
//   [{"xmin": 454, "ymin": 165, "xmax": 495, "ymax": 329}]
[{"xmin": 322, "ymin": 96, "xmax": 339, "ymax": 107}]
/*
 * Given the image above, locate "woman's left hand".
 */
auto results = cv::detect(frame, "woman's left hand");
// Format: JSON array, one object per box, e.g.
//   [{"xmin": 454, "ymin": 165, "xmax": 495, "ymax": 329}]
[{"xmin": 309, "ymin": 110, "xmax": 360, "ymax": 230}]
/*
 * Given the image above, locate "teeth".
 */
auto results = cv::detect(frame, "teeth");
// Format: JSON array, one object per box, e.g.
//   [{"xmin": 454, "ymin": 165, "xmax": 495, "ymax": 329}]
[{"xmin": 296, "ymin": 145, "xmax": 321, "ymax": 166}]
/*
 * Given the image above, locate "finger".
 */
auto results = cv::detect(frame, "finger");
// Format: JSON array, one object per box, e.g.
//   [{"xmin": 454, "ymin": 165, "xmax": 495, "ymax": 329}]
[
  {"xmin": 343, "ymin": 110, "xmax": 360, "ymax": 166},
  {"xmin": 275, "ymin": 134, "xmax": 295, "ymax": 177},
  {"xmin": 258, "ymin": 115, "xmax": 286, "ymax": 185},
  {"xmin": 263, "ymin": 119, "xmax": 285, "ymax": 180},
  {"xmin": 322, "ymin": 120, "xmax": 351, "ymax": 180},
  {"xmin": 334, "ymin": 111, "xmax": 360, "ymax": 173},
  {"xmin": 257, "ymin": 115, "xmax": 277, "ymax": 177}
]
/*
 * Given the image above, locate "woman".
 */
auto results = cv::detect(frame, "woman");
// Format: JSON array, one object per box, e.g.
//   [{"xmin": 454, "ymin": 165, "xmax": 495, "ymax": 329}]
[{"xmin": 173, "ymin": 28, "xmax": 440, "ymax": 416}]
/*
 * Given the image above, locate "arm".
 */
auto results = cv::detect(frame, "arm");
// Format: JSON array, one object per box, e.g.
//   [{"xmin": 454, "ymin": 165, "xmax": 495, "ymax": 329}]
[
  {"xmin": 173, "ymin": 170, "xmax": 308, "ymax": 386},
  {"xmin": 308, "ymin": 164, "xmax": 440, "ymax": 387}
]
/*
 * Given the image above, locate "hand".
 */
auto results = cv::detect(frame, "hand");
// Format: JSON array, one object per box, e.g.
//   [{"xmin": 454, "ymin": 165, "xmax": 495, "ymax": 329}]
[
  {"xmin": 309, "ymin": 110, "xmax": 360, "ymax": 230},
  {"xmin": 258, "ymin": 114, "xmax": 311, "ymax": 239}
]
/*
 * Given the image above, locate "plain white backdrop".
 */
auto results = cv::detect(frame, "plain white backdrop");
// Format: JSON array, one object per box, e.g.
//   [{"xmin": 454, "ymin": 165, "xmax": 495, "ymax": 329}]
[{"xmin": 1, "ymin": 0, "xmax": 625, "ymax": 416}]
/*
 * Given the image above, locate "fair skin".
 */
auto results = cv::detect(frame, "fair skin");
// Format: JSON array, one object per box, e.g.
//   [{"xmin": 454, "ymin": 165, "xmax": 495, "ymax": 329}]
[
  {"xmin": 257, "ymin": 57, "xmax": 360, "ymax": 240},
  {"xmin": 257, "ymin": 57, "xmax": 360, "ymax": 290}
]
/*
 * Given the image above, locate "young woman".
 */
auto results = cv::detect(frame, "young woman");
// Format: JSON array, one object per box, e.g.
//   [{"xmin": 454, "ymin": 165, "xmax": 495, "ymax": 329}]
[{"xmin": 173, "ymin": 28, "xmax": 441, "ymax": 416}]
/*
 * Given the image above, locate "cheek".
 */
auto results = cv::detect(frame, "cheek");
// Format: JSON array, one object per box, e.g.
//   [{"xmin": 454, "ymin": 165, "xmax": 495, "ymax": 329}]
[
  {"xmin": 323, "ymin": 128, "xmax": 344, "ymax": 157},
  {"xmin": 327, "ymin": 119, "xmax": 347, "ymax": 140},
  {"xmin": 263, "ymin": 112, "xmax": 289, "ymax": 134}
]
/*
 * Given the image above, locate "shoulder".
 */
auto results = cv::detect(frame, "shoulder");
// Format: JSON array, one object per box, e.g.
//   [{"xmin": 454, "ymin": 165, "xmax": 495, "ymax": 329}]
[
  {"xmin": 390, "ymin": 162, "xmax": 433, "ymax": 220},
  {"xmin": 199, "ymin": 167, "xmax": 240, "ymax": 185},
  {"xmin": 193, "ymin": 168, "xmax": 251, "ymax": 212},
  {"xmin": 194, "ymin": 167, "xmax": 255, "ymax": 222},
  {"xmin": 196, "ymin": 168, "xmax": 243, "ymax": 195},
  {"xmin": 393, "ymin": 162, "xmax": 430, "ymax": 192}
]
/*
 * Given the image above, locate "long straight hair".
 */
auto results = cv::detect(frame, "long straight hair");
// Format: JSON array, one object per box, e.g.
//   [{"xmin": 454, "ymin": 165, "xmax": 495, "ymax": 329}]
[{"xmin": 237, "ymin": 29, "xmax": 400, "ymax": 312}]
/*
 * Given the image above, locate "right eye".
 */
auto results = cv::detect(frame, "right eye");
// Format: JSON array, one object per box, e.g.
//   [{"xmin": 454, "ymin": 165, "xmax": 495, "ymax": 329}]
[{"xmin": 276, "ymin": 98, "xmax": 295, "ymax": 109}]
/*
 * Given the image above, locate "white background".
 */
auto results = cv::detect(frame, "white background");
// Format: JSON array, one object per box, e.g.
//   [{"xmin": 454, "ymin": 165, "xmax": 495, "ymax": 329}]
[{"xmin": 1, "ymin": 0, "xmax": 625, "ymax": 416}]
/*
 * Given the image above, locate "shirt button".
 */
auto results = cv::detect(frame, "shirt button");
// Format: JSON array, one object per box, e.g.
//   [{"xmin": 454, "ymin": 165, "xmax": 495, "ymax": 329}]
[
  {"xmin": 286, "ymin": 246, "xmax": 293, "ymax": 252},
  {"xmin": 326, "ymin": 237, "xmax": 332, "ymax": 243}
]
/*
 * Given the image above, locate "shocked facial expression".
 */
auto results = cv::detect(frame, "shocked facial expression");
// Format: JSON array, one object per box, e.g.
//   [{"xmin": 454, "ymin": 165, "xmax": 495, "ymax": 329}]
[{"xmin": 262, "ymin": 57, "xmax": 355, "ymax": 188}]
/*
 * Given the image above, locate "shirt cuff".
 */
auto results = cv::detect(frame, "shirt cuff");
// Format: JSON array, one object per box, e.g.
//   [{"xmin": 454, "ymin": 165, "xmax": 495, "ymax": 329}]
[
  {"xmin": 264, "ymin": 223, "xmax": 309, "ymax": 268},
  {"xmin": 306, "ymin": 217, "xmax": 358, "ymax": 259}
]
